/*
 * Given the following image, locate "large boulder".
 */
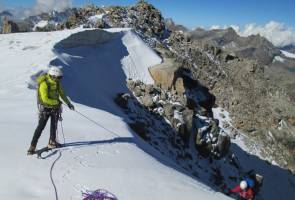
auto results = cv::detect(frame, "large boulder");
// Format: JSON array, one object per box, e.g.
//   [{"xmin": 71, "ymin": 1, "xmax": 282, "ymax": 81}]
[
  {"xmin": 149, "ymin": 58, "xmax": 185, "ymax": 94},
  {"xmin": 141, "ymin": 94, "xmax": 154, "ymax": 108}
]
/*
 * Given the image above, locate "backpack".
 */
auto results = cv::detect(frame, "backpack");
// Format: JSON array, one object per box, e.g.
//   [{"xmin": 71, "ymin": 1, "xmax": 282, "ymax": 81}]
[
  {"xmin": 245, "ymin": 177, "xmax": 255, "ymax": 188},
  {"xmin": 36, "ymin": 73, "xmax": 59, "ymax": 108},
  {"xmin": 36, "ymin": 74, "xmax": 49, "ymax": 107}
]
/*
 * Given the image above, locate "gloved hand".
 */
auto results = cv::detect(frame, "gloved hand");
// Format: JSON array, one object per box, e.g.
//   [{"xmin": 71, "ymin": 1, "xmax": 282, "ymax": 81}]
[{"xmin": 68, "ymin": 103, "xmax": 75, "ymax": 110}]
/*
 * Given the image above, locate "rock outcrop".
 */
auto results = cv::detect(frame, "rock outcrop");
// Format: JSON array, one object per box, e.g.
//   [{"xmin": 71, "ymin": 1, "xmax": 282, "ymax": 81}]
[
  {"xmin": 1, "ymin": 17, "xmax": 32, "ymax": 34},
  {"xmin": 106, "ymin": 0, "xmax": 166, "ymax": 39},
  {"xmin": 149, "ymin": 58, "xmax": 183, "ymax": 92},
  {"xmin": 166, "ymin": 29, "xmax": 295, "ymax": 172},
  {"xmin": 123, "ymin": 76, "xmax": 230, "ymax": 158},
  {"xmin": 65, "ymin": 5, "xmax": 105, "ymax": 29},
  {"xmin": 165, "ymin": 18, "xmax": 188, "ymax": 32},
  {"xmin": 1, "ymin": 17, "xmax": 19, "ymax": 34}
]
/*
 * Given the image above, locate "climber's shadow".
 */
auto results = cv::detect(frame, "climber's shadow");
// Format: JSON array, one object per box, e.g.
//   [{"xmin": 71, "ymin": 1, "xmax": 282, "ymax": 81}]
[{"xmin": 38, "ymin": 137, "xmax": 134, "ymax": 159}]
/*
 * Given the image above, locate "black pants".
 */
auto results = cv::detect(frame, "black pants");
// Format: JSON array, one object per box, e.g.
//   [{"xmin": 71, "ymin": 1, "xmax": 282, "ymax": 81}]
[{"xmin": 31, "ymin": 107, "xmax": 59, "ymax": 147}]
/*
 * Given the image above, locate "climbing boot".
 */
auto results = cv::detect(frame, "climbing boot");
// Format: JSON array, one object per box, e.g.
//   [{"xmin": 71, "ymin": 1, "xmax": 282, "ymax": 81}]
[
  {"xmin": 27, "ymin": 145, "xmax": 36, "ymax": 155},
  {"xmin": 47, "ymin": 140, "xmax": 61, "ymax": 149}
]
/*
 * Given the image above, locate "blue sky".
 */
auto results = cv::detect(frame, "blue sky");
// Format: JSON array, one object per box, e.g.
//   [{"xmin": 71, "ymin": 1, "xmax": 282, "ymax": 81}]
[{"xmin": 1, "ymin": 0, "xmax": 295, "ymax": 29}]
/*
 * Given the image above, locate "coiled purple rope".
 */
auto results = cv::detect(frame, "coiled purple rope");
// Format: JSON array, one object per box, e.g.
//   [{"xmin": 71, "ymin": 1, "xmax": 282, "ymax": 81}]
[{"xmin": 82, "ymin": 189, "xmax": 118, "ymax": 200}]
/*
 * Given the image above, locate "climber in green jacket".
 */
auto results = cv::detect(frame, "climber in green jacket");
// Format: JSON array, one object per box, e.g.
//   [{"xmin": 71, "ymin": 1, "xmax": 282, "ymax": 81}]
[{"xmin": 27, "ymin": 66, "xmax": 74, "ymax": 155}]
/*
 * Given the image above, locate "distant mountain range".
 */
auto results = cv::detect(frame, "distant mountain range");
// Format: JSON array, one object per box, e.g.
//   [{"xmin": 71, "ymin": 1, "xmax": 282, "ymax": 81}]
[
  {"xmin": 281, "ymin": 44, "xmax": 295, "ymax": 53},
  {"xmin": 189, "ymin": 27, "xmax": 282, "ymax": 65},
  {"xmin": 0, "ymin": 10, "xmax": 13, "ymax": 17}
]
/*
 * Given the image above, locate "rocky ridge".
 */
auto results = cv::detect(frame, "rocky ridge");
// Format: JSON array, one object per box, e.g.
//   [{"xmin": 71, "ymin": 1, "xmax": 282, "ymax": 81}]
[
  {"xmin": 102, "ymin": 1, "xmax": 295, "ymax": 172},
  {"xmin": 1, "ymin": 0, "xmax": 294, "ymax": 173},
  {"xmin": 164, "ymin": 29, "xmax": 295, "ymax": 171},
  {"xmin": 114, "ymin": 81, "xmax": 242, "ymax": 195},
  {"xmin": 120, "ymin": 73, "xmax": 231, "ymax": 159}
]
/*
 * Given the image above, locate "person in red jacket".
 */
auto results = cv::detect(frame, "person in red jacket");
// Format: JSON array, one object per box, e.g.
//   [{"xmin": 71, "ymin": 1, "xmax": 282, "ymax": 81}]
[{"xmin": 230, "ymin": 180, "xmax": 254, "ymax": 200}]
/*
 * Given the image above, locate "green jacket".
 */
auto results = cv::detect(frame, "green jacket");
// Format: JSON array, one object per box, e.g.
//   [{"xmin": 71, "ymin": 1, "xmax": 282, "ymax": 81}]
[{"xmin": 38, "ymin": 74, "xmax": 70, "ymax": 107}]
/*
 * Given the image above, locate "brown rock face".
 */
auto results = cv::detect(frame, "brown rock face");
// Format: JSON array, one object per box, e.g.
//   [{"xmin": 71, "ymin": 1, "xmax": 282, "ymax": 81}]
[
  {"xmin": 107, "ymin": 1, "xmax": 166, "ymax": 38},
  {"xmin": 166, "ymin": 28, "xmax": 295, "ymax": 172},
  {"xmin": 2, "ymin": 17, "xmax": 11, "ymax": 34},
  {"xmin": 1, "ymin": 16, "xmax": 32, "ymax": 34},
  {"xmin": 2, "ymin": 17, "xmax": 19, "ymax": 34},
  {"xmin": 174, "ymin": 78, "xmax": 185, "ymax": 95},
  {"xmin": 149, "ymin": 58, "xmax": 185, "ymax": 94}
]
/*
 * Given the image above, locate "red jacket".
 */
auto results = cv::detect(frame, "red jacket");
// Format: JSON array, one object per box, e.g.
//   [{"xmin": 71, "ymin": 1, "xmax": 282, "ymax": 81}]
[{"xmin": 230, "ymin": 185, "xmax": 254, "ymax": 200}]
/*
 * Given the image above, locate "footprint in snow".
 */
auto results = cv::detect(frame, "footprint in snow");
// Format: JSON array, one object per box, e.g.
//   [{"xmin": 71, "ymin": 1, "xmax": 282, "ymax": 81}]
[{"xmin": 22, "ymin": 46, "xmax": 40, "ymax": 51}]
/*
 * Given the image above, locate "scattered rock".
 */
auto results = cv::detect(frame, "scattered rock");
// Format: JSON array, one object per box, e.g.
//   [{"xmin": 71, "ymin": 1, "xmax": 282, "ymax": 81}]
[
  {"xmin": 114, "ymin": 93, "xmax": 130, "ymax": 109},
  {"xmin": 160, "ymin": 91, "xmax": 167, "ymax": 101},
  {"xmin": 107, "ymin": 0, "xmax": 166, "ymax": 38},
  {"xmin": 198, "ymin": 106, "xmax": 209, "ymax": 116},
  {"xmin": 145, "ymin": 84, "xmax": 155, "ymax": 94},
  {"xmin": 134, "ymin": 86, "xmax": 142, "ymax": 97},
  {"xmin": 164, "ymin": 103, "xmax": 174, "ymax": 118},
  {"xmin": 142, "ymin": 94, "xmax": 154, "ymax": 108},
  {"xmin": 224, "ymin": 53, "xmax": 238, "ymax": 62},
  {"xmin": 126, "ymin": 79, "xmax": 136, "ymax": 90}
]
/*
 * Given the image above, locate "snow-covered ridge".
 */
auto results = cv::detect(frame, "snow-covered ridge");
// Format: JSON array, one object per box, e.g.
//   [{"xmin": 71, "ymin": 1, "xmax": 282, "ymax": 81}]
[
  {"xmin": 0, "ymin": 28, "xmax": 230, "ymax": 200},
  {"xmin": 273, "ymin": 55, "xmax": 285, "ymax": 63},
  {"xmin": 281, "ymin": 50, "xmax": 295, "ymax": 58},
  {"xmin": 33, "ymin": 20, "xmax": 48, "ymax": 31},
  {"xmin": 121, "ymin": 30, "xmax": 162, "ymax": 84},
  {"xmin": 273, "ymin": 50, "xmax": 295, "ymax": 62}
]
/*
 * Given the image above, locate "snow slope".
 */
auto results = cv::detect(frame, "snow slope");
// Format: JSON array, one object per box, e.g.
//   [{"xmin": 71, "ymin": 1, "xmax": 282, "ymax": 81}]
[
  {"xmin": 273, "ymin": 55, "xmax": 285, "ymax": 63},
  {"xmin": 0, "ymin": 29, "xmax": 230, "ymax": 200},
  {"xmin": 281, "ymin": 50, "xmax": 295, "ymax": 58},
  {"xmin": 33, "ymin": 20, "xmax": 49, "ymax": 31}
]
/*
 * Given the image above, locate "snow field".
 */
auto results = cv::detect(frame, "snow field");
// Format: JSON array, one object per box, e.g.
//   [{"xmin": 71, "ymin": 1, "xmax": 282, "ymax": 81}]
[{"xmin": 0, "ymin": 28, "xmax": 231, "ymax": 200}]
